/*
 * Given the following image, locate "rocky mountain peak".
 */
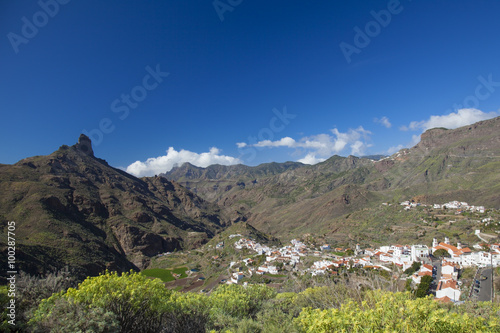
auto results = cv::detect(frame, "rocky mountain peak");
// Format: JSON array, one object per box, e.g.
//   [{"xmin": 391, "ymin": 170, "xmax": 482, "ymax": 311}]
[{"xmin": 75, "ymin": 134, "xmax": 94, "ymax": 157}]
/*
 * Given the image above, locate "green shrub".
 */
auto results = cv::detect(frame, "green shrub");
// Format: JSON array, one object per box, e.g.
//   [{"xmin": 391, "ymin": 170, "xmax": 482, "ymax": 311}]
[
  {"xmin": 29, "ymin": 297, "xmax": 119, "ymax": 333},
  {"xmin": 30, "ymin": 270, "xmax": 172, "ymax": 333},
  {"xmin": 295, "ymin": 290, "xmax": 500, "ymax": 332}
]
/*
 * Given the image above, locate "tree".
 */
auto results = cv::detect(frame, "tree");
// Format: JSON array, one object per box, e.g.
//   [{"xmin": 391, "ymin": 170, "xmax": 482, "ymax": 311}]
[
  {"xmin": 405, "ymin": 278, "xmax": 413, "ymax": 292},
  {"xmin": 415, "ymin": 275, "xmax": 433, "ymax": 298},
  {"xmin": 404, "ymin": 261, "xmax": 422, "ymax": 275},
  {"xmin": 433, "ymin": 249, "xmax": 450, "ymax": 258}
]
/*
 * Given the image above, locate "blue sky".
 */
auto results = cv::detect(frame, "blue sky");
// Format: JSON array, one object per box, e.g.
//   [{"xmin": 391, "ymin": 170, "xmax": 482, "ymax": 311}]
[{"xmin": 1, "ymin": 0, "xmax": 500, "ymax": 176}]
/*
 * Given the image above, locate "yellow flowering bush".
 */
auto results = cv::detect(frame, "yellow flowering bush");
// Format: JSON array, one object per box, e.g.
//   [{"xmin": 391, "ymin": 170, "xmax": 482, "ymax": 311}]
[{"xmin": 295, "ymin": 290, "xmax": 500, "ymax": 332}]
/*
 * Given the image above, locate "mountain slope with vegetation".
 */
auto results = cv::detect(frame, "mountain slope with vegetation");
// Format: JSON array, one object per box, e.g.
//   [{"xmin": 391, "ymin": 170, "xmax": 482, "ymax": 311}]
[{"xmin": 0, "ymin": 135, "xmax": 232, "ymax": 279}]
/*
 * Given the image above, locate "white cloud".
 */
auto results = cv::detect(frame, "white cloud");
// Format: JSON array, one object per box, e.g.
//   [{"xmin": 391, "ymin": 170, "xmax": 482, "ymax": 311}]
[
  {"xmin": 350, "ymin": 140, "xmax": 368, "ymax": 155},
  {"xmin": 386, "ymin": 144, "xmax": 405, "ymax": 155},
  {"xmin": 406, "ymin": 108, "xmax": 499, "ymax": 132},
  {"xmin": 385, "ymin": 134, "xmax": 421, "ymax": 155},
  {"xmin": 297, "ymin": 153, "xmax": 326, "ymax": 165},
  {"xmin": 239, "ymin": 126, "xmax": 373, "ymax": 162},
  {"xmin": 374, "ymin": 116, "xmax": 392, "ymax": 128},
  {"xmin": 126, "ymin": 147, "xmax": 241, "ymax": 177},
  {"xmin": 253, "ymin": 137, "xmax": 297, "ymax": 148},
  {"xmin": 410, "ymin": 134, "xmax": 421, "ymax": 147}
]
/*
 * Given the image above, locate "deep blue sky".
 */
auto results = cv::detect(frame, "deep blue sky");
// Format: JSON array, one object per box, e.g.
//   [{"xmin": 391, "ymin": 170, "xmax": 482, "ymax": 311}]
[{"xmin": 2, "ymin": 0, "xmax": 500, "ymax": 176}]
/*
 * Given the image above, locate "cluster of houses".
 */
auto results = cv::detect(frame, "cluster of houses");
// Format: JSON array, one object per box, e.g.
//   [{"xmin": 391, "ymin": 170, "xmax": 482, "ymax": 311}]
[
  {"xmin": 370, "ymin": 237, "xmax": 500, "ymax": 302},
  {"xmin": 225, "ymin": 231, "xmax": 499, "ymax": 303},
  {"xmin": 233, "ymin": 237, "xmax": 273, "ymax": 255},
  {"xmin": 400, "ymin": 200, "xmax": 485, "ymax": 213},
  {"xmin": 432, "ymin": 237, "xmax": 500, "ymax": 268}
]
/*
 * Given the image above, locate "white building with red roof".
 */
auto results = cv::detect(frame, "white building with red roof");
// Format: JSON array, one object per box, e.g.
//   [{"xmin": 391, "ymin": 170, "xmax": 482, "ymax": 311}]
[
  {"xmin": 436, "ymin": 279, "xmax": 461, "ymax": 302},
  {"xmin": 432, "ymin": 239, "xmax": 472, "ymax": 264}
]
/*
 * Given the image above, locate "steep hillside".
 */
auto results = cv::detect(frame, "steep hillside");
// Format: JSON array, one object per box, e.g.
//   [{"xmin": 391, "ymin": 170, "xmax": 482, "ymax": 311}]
[{"xmin": 0, "ymin": 135, "xmax": 231, "ymax": 278}]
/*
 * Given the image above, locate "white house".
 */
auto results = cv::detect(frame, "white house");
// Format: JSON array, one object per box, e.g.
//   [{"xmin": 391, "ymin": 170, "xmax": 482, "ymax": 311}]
[
  {"xmin": 231, "ymin": 272, "xmax": 244, "ymax": 284},
  {"xmin": 436, "ymin": 279, "xmax": 461, "ymax": 302},
  {"xmin": 411, "ymin": 244, "xmax": 430, "ymax": 262},
  {"xmin": 411, "ymin": 264, "xmax": 432, "ymax": 284},
  {"xmin": 441, "ymin": 262, "xmax": 459, "ymax": 280},
  {"xmin": 268, "ymin": 265, "xmax": 279, "ymax": 275}
]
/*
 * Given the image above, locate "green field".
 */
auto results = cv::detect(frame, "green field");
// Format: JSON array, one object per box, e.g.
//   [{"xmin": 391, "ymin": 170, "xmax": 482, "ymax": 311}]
[
  {"xmin": 265, "ymin": 273, "xmax": 287, "ymax": 278},
  {"xmin": 141, "ymin": 267, "xmax": 188, "ymax": 282}
]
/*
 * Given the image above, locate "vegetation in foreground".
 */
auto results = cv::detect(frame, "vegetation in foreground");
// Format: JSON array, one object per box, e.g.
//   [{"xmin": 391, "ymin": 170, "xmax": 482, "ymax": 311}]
[{"xmin": 2, "ymin": 270, "xmax": 500, "ymax": 332}]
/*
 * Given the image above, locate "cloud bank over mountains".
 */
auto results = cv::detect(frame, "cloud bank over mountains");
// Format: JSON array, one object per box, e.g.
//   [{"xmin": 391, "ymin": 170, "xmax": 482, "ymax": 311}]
[
  {"xmin": 125, "ymin": 108, "xmax": 499, "ymax": 176},
  {"xmin": 237, "ymin": 126, "xmax": 373, "ymax": 165},
  {"xmin": 401, "ymin": 108, "xmax": 499, "ymax": 132},
  {"xmin": 390, "ymin": 108, "xmax": 499, "ymax": 156},
  {"xmin": 126, "ymin": 147, "xmax": 241, "ymax": 177}
]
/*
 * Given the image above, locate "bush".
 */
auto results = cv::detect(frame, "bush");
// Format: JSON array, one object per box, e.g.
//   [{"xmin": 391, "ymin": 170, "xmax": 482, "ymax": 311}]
[
  {"xmin": 0, "ymin": 268, "xmax": 77, "ymax": 331},
  {"xmin": 295, "ymin": 290, "xmax": 500, "ymax": 332},
  {"xmin": 207, "ymin": 284, "xmax": 277, "ymax": 331},
  {"xmin": 30, "ymin": 270, "xmax": 172, "ymax": 333},
  {"xmin": 29, "ymin": 297, "xmax": 119, "ymax": 333}
]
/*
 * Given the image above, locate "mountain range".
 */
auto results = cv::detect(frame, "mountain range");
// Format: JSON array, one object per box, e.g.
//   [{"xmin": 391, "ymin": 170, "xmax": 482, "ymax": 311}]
[
  {"xmin": 163, "ymin": 116, "xmax": 500, "ymax": 241},
  {"xmin": 1, "ymin": 117, "xmax": 499, "ymax": 278}
]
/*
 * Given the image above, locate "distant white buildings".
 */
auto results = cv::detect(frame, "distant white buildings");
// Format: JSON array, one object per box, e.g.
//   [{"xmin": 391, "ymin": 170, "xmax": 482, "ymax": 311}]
[
  {"xmin": 402, "ymin": 200, "xmax": 486, "ymax": 213},
  {"xmin": 227, "ymin": 217, "xmax": 498, "ymax": 300},
  {"xmin": 234, "ymin": 237, "xmax": 271, "ymax": 254}
]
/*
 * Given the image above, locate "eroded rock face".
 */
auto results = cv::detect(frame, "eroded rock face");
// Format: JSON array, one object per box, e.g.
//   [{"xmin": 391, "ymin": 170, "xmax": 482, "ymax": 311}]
[
  {"xmin": 76, "ymin": 134, "xmax": 94, "ymax": 157},
  {"xmin": 111, "ymin": 224, "xmax": 180, "ymax": 267}
]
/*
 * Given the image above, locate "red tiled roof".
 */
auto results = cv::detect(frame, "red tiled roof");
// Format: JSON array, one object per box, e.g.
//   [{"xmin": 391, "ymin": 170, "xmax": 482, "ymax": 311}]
[
  {"xmin": 422, "ymin": 264, "xmax": 433, "ymax": 271},
  {"xmin": 437, "ymin": 279, "xmax": 458, "ymax": 291},
  {"xmin": 436, "ymin": 296, "xmax": 452, "ymax": 303}
]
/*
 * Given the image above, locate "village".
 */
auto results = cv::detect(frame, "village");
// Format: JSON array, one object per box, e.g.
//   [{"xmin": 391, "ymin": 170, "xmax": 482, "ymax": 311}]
[{"xmin": 213, "ymin": 200, "xmax": 499, "ymax": 304}]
